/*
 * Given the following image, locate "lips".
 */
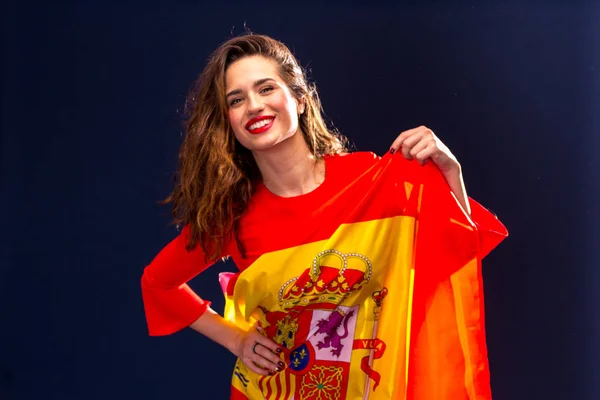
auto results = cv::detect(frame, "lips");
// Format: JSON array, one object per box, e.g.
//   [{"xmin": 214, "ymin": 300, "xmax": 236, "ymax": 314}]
[{"xmin": 245, "ymin": 115, "xmax": 275, "ymax": 134}]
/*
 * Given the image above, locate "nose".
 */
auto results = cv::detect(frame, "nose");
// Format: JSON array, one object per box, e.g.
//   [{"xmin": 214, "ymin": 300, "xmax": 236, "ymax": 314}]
[{"xmin": 246, "ymin": 93, "xmax": 265, "ymax": 115}]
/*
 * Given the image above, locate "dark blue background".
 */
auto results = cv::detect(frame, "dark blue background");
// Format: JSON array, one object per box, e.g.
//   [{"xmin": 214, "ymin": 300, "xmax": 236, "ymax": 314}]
[{"xmin": 2, "ymin": 1, "xmax": 598, "ymax": 399}]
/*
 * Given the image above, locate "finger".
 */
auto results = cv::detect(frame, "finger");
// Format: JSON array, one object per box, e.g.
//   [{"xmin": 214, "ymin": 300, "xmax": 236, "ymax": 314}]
[
  {"xmin": 400, "ymin": 142, "xmax": 412, "ymax": 160},
  {"xmin": 407, "ymin": 137, "xmax": 431, "ymax": 159},
  {"xmin": 402, "ymin": 130, "xmax": 428, "ymax": 149},
  {"xmin": 253, "ymin": 334, "xmax": 283, "ymax": 356},
  {"xmin": 390, "ymin": 131, "xmax": 416, "ymax": 153},
  {"xmin": 250, "ymin": 336, "xmax": 284, "ymax": 366},
  {"xmin": 400, "ymin": 132, "xmax": 427, "ymax": 160},
  {"xmin": 415, "ymin": 144, "xmax": 437, "ymax": 165},
  {"xmin": 390, "ymin": 126, "xmax": 423, "ymax": 153},
  {"xmin": 242, "ymin": 357, "xmax": 272, "ymax": 376},
  {"xmin": 253, "ymin": 343, "xmax": 285, "ymax": 371},
  {"xmin": 250, "ymin": 352, "xmax": 282, "ymax": 374}
]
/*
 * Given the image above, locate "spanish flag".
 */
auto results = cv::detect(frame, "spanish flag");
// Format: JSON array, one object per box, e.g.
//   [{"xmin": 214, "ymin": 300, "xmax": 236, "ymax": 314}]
[{"xmin": 218, "ymin": 152, "xmax": 507, "ymax": 399}]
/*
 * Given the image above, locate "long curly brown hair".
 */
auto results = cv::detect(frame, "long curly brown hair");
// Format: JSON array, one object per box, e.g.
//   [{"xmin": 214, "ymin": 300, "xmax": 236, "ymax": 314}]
[{"xmin": 165, "ymin": 33, "xmax": 349, "ymax": 261}]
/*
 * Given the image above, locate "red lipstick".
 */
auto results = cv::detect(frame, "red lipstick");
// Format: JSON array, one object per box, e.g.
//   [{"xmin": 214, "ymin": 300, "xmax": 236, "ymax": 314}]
[{"xmin": 245, "ymin": 115, "xmax": 275, "ymax": 134}]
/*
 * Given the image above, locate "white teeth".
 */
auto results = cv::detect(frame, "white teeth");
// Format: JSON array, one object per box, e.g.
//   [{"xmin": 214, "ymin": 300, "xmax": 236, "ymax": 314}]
[{"xmin": 248, "ymin": 118, "xmax": 274, "ymax": 130}]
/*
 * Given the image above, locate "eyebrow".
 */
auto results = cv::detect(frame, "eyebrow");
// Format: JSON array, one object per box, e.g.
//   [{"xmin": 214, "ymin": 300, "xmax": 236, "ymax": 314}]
[{"xmin": 225, "ymin": 78, "xmax": 276, "ymax": 99}]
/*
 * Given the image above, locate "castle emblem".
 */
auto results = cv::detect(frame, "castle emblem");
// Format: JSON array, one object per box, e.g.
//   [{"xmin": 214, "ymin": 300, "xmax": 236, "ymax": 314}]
[{"xmin": 273, "ymin": 315, "xmax": 299, "ymax": 349}]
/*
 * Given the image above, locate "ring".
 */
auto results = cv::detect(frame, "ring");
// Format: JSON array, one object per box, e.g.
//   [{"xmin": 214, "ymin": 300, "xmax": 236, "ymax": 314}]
[{"xmin": 252, "ymin": 342, "xmax": 260, "ymax": 354}]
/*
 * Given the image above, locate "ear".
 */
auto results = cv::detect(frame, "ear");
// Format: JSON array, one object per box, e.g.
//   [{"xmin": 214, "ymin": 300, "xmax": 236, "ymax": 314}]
[{"xmin": 297, "ymin": 97, "xmax": 306, "ymax": 115}]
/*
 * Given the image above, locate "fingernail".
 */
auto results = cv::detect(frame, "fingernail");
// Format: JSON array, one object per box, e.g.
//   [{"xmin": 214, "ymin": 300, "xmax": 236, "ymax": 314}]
[
  {"xmin": 278, "ymin": 361, "xmax": 285, "ymax": 368},
  {"xmin": 275, "ymin": 348, "xmax": 282, "ymax": 354},
  {"xmin": 390, "ymin": 148, "xmax": 395, "ymax": 154}
]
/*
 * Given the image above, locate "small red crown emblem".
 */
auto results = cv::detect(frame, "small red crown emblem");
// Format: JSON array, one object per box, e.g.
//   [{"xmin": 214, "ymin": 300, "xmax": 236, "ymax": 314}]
[{"xmin": 372, "ymin": 288, "xmax": 388, "ymax": 307}]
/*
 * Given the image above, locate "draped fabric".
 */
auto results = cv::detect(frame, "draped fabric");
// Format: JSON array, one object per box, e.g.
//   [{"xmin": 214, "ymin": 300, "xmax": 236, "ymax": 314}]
[{"xmin": 141, "ymin": 152, "xmax": 507, "ymax": 399}]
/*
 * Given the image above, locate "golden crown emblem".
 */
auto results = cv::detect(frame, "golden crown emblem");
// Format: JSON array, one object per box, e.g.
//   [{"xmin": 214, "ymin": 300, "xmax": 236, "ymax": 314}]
[{"xmin": 278, "ymin": 249, "xmax": 373, "ymax": 310}]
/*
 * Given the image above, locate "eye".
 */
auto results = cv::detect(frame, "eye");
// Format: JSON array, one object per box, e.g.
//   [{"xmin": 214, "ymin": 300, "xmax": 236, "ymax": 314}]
[
  {"xmin": 260, "ymin": 86, "xmax": 274, "ymax": 94},
  {"xmin": 229, "ymin": 98, "xmax": 242, "ymax": 106}
]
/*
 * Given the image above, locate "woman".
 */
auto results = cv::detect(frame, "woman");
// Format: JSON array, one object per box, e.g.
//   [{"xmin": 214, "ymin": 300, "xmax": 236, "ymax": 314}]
[{"xmin": 141, "ymin": 33, "xmax": 507, "ymax": 399}]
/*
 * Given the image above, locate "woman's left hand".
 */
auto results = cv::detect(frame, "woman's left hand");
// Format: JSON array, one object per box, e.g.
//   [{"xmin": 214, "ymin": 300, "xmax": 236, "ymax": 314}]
[{"xmin": 390, "ymin": 125, "xmax": 460, "ymax": 175}]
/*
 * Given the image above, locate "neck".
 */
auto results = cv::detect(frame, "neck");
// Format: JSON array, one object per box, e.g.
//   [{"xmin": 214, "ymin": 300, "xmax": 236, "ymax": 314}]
[{"xmin": 253, "ymin": 131, "xmax": 325, "ymax": 197}]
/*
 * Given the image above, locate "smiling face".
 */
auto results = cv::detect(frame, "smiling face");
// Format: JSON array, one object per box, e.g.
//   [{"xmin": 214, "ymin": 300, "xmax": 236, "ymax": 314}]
[{"xmin": 225, "ymin": 55, "xmax": 305, "ymax": 153}]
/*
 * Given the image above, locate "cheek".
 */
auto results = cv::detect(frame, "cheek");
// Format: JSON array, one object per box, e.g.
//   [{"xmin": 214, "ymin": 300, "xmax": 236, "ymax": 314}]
[
  {"xmin": 229, "ymin": 108, "xmax": 243, "ymax": 129},
  {"xmin": 274, "ymin": 93, "xmax": 299, "ymax": 123},
  {"xmin": 228, "ymin": 108, "xmax": 238, "ymax": 124},
  {"xmin": 228, "ymin": 109, "xmax": 245, "ymax": 141}
]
